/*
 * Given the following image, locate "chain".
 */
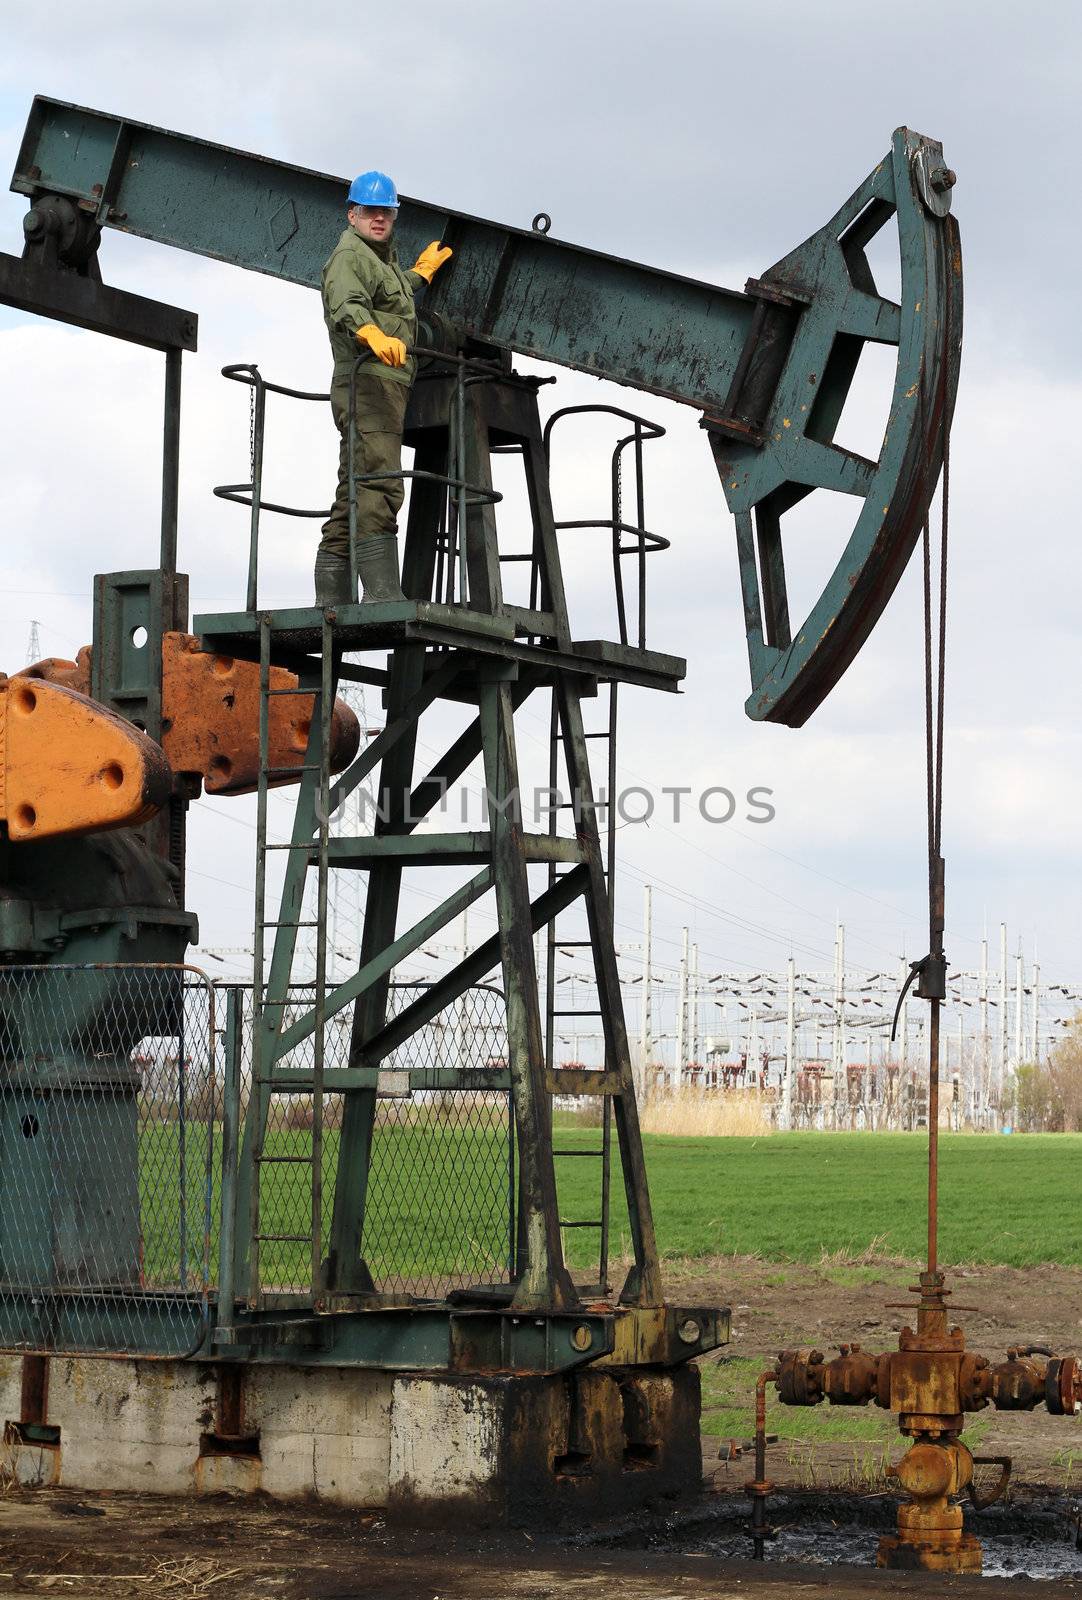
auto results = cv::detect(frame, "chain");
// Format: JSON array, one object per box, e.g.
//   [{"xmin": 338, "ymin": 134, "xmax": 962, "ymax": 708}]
[{"xmin": 248, "ymin": 381, "xmax": 256, "ymax": 482}]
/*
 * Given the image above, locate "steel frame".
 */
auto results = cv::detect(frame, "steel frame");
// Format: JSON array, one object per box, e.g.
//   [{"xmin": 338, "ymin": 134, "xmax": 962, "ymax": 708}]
[{"xmin": 198, "ymin": 367, "xmax": 680, "ymax": 1327}]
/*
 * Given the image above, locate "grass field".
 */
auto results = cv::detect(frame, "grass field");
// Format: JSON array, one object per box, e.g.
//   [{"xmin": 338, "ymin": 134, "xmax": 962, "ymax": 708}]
[
  {"xmin": 136, "ymin": 1125, "xmax": 1082, "ymax": 1289},
  {"xmin": 559, "ymin": 1129, "xmax": 1082, "ymax": 1269}
]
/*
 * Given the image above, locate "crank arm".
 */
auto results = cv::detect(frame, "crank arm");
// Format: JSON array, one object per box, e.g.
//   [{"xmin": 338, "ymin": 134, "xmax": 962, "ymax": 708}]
[{"xmin": 710, "ymin": 127, "xmax": 962, "ymax": 727}]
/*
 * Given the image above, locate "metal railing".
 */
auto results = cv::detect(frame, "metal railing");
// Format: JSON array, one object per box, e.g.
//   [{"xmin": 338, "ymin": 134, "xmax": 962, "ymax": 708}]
[
  {"xmin": 213, "ymin": 347, "xmax": 503, "ymax": 612},
  {"xmin": 542, "ymin": 404, "xmax": 669, "ymax": 651},
  {"xmin": 0, "ymin": 964, "xmax": 218, "ymax": 1358}
]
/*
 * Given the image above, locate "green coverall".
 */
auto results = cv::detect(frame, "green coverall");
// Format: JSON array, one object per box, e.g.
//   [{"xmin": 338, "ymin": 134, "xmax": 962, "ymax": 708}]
[{"xmin": 319, "ymin": 227, "xmax": 426, "ymax": 559}]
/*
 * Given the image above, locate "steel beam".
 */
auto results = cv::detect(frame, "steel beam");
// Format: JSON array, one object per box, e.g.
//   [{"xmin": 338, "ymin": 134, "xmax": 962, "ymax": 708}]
[
  {"xmin": 0, "ymin": 250, "xmax": 196, "ymax": 351},
  {"xmin": 359, "ymin": 865, "xmax": 591, "ymax": 1068},
  {"xmin": 11, "ymin": 97, "xmax": 761, "ymax": 418}
]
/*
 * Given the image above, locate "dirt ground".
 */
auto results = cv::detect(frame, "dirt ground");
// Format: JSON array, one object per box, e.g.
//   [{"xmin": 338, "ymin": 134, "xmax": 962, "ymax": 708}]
[
  {"xmin": 3, "ymin": 1259, "xmax": 1082, "ymax": 1597},
  {"xmin": 2, "ymin": 1486, "xmax": 1081, "ymax": 1600}
]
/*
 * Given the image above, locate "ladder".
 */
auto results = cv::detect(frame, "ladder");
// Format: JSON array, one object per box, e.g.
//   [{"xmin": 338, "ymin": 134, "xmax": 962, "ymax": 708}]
[
  {"xmin": 246, "ymin": 613, "xmax": 335, "ymax": 1303},
  {"xmin": 538, "ymin": 405, "xmax": 664, "ymax": 1300}
]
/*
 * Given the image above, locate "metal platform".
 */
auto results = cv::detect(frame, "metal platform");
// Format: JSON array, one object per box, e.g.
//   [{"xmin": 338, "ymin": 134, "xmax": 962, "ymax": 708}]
[{"xmin": 193, "ymin": 600, "xmax": 686, "ymax": 696}]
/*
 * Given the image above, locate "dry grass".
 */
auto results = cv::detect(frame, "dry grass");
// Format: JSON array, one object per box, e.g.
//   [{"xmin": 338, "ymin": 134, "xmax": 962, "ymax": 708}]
[
  {"xmin": 20, "ymin": 1556, "xmax": 244, "ymax": 1595},
  {"xmin": 816, "ymin": 1233, "xmax": 912, "ymax": 1270},
  {"xmin": 640, "ymin": 1087, "xmax": 772, "ymax": 1138}
]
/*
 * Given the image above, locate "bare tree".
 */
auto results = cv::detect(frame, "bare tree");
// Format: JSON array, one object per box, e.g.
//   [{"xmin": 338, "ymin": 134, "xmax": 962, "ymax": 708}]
[{"xmin": 1047, "ymin": 1015, "xmax": 1082, "ymax": 1132}]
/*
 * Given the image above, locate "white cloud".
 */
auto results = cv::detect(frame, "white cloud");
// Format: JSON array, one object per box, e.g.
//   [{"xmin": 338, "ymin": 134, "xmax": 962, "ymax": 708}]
[{"xmin": 1, "ymin": 6, "xmax": 1079, "ymax": 991}]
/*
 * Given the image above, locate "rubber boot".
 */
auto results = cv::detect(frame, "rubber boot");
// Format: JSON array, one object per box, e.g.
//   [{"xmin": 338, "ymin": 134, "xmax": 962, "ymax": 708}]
[
  {"xmin": 313, "ymin": 548, "xmax": 354, "ymax": 606},
  {"xmin": 356, "ymin": 533, "xmax": 406, "ymax": 604}
]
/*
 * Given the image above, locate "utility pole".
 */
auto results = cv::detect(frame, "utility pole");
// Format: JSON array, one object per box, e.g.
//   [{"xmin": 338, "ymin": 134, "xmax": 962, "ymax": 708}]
[
  {"xmin": 1014, "ymin": 941, "xmax": 1024, "ymax": 1068},
  {"xmin": 999, "ymin": 921, "xmax": 1008, "ymax": 1111},
  {"xmin": 690, "ymin": 941, "xmax": 700, "ymax": 1079},
  {"xmin": 676, "ymin": 927, "xmax": 688, "ymax": 1090},
  {"xmin": 1030, "ymin": 944, "xmax": 1040, "ymax": 1063},
  {"xmin": 832, "ymin": 922, "xmax": 846, "ymax": 1130},
  {"xmin": 863, "ymin": 1028, "xmax": 873, "ymax": 1130},
  {"xmin": 782, "ymin": 955, "xmax": 795, "ymax": 1131},
  {"xmin": 25, "ymin": 620, "xmax": 41, "ymax": 667},
  {"xmin": 638, "ymin": 885, "xmax": 652, "ymax": 1102},
  {"xmin": 1011, "ymin": 940, "xmax": 1024, "ymax": 1068}
]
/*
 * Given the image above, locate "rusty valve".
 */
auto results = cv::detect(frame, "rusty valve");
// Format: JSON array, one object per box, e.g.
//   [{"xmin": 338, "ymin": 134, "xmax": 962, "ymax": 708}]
[
  {"xmin": 1046, "ymin": 1355, "xmax": 1082, "ymax": 1416},
  {"xmin": 772, "ymin": 1272, "xmax": 1082, "ymax": 1575},
  {"xmin": 775, "ymin": 1344, "xmax": 882, "ymax": 1408}
]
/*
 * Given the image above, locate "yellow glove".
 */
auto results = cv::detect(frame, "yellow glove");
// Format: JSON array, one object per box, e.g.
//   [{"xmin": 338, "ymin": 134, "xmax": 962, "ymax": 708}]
[
  {"xmin": 411, "ymin": 240, "xmax": 453, "ymax": 284},
  {"xmin": 356, "ymin": 323, "xmax": 407, "ymax": 367}
]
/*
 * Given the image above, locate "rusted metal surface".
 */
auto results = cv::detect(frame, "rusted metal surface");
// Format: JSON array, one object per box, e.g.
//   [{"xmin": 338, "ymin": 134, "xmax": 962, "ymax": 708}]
[
  {"xmin": 746, "ymin": 1368, "xmax": 776, "ymax": 1559},
  {"xmin": 19, "ymin": 1352, "xmax": 49, "ymax": 1424},
  {"xmin": 159, "ymin": 632, "xmax": 359, "ymax": 795},
  {"xmin": 0, "ymin": 674, "xmax": 171, "ymax": 839},
  {"xmin": 400, "ymin": 1365, "xmax": 707, "ymax": 1527},
  {"xmin": 878, "ymin": 1436, "xmax": 981, "ymax": 1572},
  {"xmin": 969, "ymin": 1455, "xmax": 1012, "ymax": 1511},
  {"xmin": 18, "ymin": 636, "xmax": 361, "ymax": 797},
  {"xmin": 772, "ymin": 1270, "xmax": 1082, "ymax": 1572},
  {"xmin": 595, "ymin": 1305, "xmax": 729, "ymax": 1369},
  {"xmin": 16, "ymin": 648, "xmax": 91, "ymax": 693}
]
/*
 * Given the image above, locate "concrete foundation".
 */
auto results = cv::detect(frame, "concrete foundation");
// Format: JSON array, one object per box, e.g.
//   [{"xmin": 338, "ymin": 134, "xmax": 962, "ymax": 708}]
[{"xmin": 0, "ymin": 1352, "xmax": 701, "ymax": 1522}]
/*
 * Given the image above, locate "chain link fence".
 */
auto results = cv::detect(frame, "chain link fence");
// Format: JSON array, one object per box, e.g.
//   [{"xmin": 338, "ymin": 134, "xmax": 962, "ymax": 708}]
[
  {"xmin": 0, "ymin": 964, "xmax": 218, "ymax": 1358},
  {"xmin": 235, "ymin": 982, "xmax": 514, "ymax": 1299},
  {"xmin": 0, "ymin": 967, "xmax": 514, "ymax": 1355}
]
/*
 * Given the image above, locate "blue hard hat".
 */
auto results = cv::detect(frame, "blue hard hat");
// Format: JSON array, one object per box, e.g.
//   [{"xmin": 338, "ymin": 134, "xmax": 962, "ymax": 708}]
[{"xmin": 347, "ymin": 170, "xmax": 399, "ymax": 208}]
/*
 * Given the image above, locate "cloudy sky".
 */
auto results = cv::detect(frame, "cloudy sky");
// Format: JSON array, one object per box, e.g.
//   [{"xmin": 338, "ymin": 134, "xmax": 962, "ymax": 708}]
[{"xmin": 1, "ymin": 1, "xmax": 1078, "ymax": 1007}]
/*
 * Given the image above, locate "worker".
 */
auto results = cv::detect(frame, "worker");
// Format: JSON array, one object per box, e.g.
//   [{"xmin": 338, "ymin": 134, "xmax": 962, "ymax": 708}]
[{"xmin": 316, "ymin": 170, "xmax": 452, "ymax": 605}]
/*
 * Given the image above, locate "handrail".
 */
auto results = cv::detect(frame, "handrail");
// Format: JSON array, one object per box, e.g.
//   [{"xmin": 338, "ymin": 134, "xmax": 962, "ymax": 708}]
[
  {"xmin": 214, "ymin": 350, "xmax": 502, "ymax": 612},
  {"xmin": 543, "ymin": 404, "xmax": 668, "ymax": 649}
]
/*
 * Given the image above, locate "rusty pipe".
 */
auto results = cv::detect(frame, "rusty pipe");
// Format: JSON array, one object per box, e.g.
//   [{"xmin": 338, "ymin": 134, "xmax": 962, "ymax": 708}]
[
  {"xmin": 747, "ymin": 1369, "xmax": 776, "ymax": 1560},
  {"xmin": 755, "ymin": 1369, "xmax": 769, "ymax": 1483}
]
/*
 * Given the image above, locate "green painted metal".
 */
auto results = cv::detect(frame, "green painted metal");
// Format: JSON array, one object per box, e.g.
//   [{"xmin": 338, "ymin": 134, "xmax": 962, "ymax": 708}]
[
  {"xmin": 0, "ymin": 1285, "xmax": 730, "ymax": 1372},
  {"xmin": 91, "ymin": 569, "xmax": 187, "ymax": 741},
  {"xmin": 0, "ymin": 1077, "xmax": 140, "ymax": 1284},
  {"xmin": 3, "ymin": 100, "xmax": 964, "ymax": 1373},
  {"xmin": 315, "ymin": 832, "xmax": 585, "ymax": 866},
  {"xmin": 0, "ymin": 249, "xmax": 197, "ymax": 352},
  {"xmin": 713, "ymin": 128, "xmax": 962, "ymax": 725},
  {"xmin": 10, "ymin": 97, "xmax": 756, "ymax": 418},
  {"xmin": 11, "ymin": 98, "xmax": 958, "ymax": 727},
  {"xmin": 273, "ymin": 866, "xmax": 495, "ymax": 1060},
  {"xmin": 0, "ymin": 1291, "xmax": 208, "ymax": 1358},
  {"xmin": 219, "ymin": 371, "xmax": 668, "ymax": 1324}
]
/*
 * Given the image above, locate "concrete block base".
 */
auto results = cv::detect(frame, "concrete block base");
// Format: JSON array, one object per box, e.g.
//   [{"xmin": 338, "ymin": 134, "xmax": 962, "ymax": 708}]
[{"xmin": 0, "ymin": 1351, "xmax": 701, "ymax": 1522}]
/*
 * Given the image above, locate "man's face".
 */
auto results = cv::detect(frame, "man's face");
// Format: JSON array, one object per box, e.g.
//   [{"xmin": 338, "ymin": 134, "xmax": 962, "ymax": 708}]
[{"xmin": 349, "ymin": 204, "xmax": 396, "ymax": 245}]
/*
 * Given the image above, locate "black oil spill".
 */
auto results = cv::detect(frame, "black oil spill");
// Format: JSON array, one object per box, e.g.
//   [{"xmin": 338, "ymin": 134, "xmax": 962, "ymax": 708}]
[{"xmin": 582, "ymin": 1487, "xmax": 1082, "ymax": 1580}]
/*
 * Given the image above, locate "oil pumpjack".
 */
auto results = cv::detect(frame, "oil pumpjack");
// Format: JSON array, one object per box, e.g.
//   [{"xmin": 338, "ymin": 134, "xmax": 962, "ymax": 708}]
[{"xmin": 1, "ymin": 100, "xmax": 965, "ymax": 1524}]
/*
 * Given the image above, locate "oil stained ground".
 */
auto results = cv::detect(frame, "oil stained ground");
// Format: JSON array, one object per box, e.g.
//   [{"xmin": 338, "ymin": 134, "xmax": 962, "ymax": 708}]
[
  {"xmin": 587, "ymin": 1486, "xmax": 1082, "ymax": 1581},
  {"xmin": 4, "ymin": 1485, "xmax": 1082, "ymax": 1596}
]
